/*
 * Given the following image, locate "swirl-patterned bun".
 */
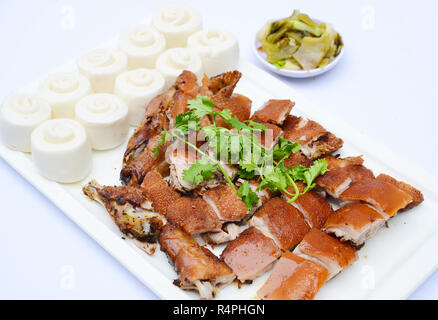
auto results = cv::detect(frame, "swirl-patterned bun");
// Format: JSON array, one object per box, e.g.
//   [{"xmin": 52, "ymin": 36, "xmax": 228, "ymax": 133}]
[
  {"xmin": 152, "ymin": 4, "xmax": 202, "ymax": 48},
  {"xmin": 114, "ymin": 68, "xmax": 165, "ymax": 126},
  {"xmin": 37, "ymin": 72, "xmax": 91, "ymax": 119},
  {"xmin": 187, "ymin": 30, "xmax": 239, "ymax": 77},
  {"xmin": 75, "ymin": 93, "xmax": 129, "ymax": 150},
  {"xmin": 0, "ymin": 94, "xmax": 51, "ymax": 152},
  {"xmin": 155, "ymin": 48, "xmax": 202, "ymax": 89},
  {"xmin": 31, "ymin": 119, "xmax": 92, "ymax": 183},
  {"xmin": 77, "ymin": 48, "xmax": 127, "ymax": 93},
  {"xmin": 118, "ymin": 24, "xmax": 166, "ymax": 70}
]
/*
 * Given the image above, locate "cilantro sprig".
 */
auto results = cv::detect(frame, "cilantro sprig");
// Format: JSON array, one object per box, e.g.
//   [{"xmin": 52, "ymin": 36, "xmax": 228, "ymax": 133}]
[{"xmin": 153, "ymin": 95, "xmax": 328, "ymax": 209}]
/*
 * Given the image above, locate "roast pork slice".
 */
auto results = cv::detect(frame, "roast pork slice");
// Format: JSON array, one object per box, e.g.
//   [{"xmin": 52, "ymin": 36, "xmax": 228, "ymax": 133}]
[
  {"xmin": 251, "ymin": 99, "xmax": 295, "ymax": 126},
  {"xmin": 159, "ymin": 224, "xmax": 235, "ymax": 299},
  {"xmin": 293, "ymin": 229, "xmax": 357, "ymax": 279},
  {"xmin": 282, "ymin": 115, "xmax": 343, "ymax": 159},
  {"xmin": 257, "ymin": 251, "xmax": 328, "ymax": 300},
  {"xmin": 221, "ymin": 227, "xmax": 281, "ymax": 282},
  {"xmin": 323, "ymin": 203, "xmax": 386, "ymax": 247}
]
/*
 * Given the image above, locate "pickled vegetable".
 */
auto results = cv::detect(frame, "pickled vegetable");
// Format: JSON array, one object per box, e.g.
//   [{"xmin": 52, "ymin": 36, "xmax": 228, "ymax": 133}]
[{"xmin": 258, "ymin": 10, "xmax": 343, "ymax": 71}]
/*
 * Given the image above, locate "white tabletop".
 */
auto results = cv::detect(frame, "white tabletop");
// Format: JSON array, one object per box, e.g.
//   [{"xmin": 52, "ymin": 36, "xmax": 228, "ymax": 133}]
[{"xmin": 1, "ymin": 0, "xmax": 437, "ymax": 299}]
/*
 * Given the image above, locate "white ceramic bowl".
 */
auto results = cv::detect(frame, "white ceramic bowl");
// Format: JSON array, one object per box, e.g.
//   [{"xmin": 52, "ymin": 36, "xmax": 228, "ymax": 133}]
[{"xmin": 253, "ymin": 21, "xmax": 344, "ymax": 78}]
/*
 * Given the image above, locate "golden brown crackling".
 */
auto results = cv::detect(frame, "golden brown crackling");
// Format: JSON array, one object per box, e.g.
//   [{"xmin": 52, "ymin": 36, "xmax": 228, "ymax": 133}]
[
  {"xmin": 297, "ymin": 229, "xmax": 358, "ymax": 270},
  {"xmin": 282, "ymin": 115, "xmax": 343, "ymax": 159},
  {"xmin": 120, "ymin": 134, "xmax": 169, "ymax": 186},
  {"xmin": 251, "ymin": 99, "xmax": 295, "ymax": 126},
  {"xmin": 253, "ymin": 198, "xmax": 310, "ymax": 250},
  {"xmin": 376, "ymin": 174, "xmax": 424, "ymax": 209},
  {"xmin": 339, "ymin": 179, "xmax": 413, "ymax": 216},
  {"xmin": 325, "ymin": 203, "xmax": 385, "ymax": 230},
  {"xmin": 203, "ymin": 184, "xmax": 247, "ymax": 222},
  {"xmin": 286, "ymin": 182, "xmax": 333, "ymax": 229},
  {"xmin": 316, "ymin": 156, "xmax": 375, "ymax": 197},
  {"xmin": 159, "ymin": 224, "xmax": 233, "ymax": 284},
  {"xmin": 165, "ymin": 197, "xmax": 222, "ymax": 235},
  {"xmin": 284, "ymin": 152, "xmax": 313, "ymax": 168},
  {"xmin": 141, "ymin": 170, "xmax": 181, "ymax": 215},
  {"xmin": 212, "ymin": 94, "xmax": 252, "ymax": 129},
  {"xmin": 257, "ymin": 251, "xmax": 328, "ymax": 300},
  {"xmin": 221, "ymin": 227, "xmax": 281, "ymax": 282}
]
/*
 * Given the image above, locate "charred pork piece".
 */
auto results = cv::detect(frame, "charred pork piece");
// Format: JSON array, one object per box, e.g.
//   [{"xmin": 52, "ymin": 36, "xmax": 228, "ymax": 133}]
[
  {"xmin": 200, "ymin": 70, "xmax": 241, "ymax": 98},
  {"xmin": 376, "ymin": 174, "xmax": 424, "ymax": 210},
  {"xmin": 323, "ymin": 203, "xmax": 386, "ymax": 247},
  {"xmin": 316, "ymin": 156, "xmax": 375, "ymax": 198},
  {"xmin": 221, "ymin": 227, "xmax": 282, "ymax": 282},
  {"xmin": 121, "ymin": 71, "xmax": 200, "ymax": 186},
  {"xmin": 251, "ymin": 99, "xmax": 295, "ymax": 126},
  {"xmin": 339, "ymin": 179, "xmax": 413, "ymax": 217},
  {"xmin": 83, "ymin": 180, "xmax": 164, "ymax": 255},
  {"xmin": 165, "ymin": 197, "xmax": 222, "ymax": 235},
  {"xmin": 120, "ymin": 134, "xmax": 170, "ymax": 186},
  {"xmin": 293, "ymin": 229, "xmax": 357, "ymax": 279},
  {"xmin": 282, "ymin": 115, "xmax": 343, "ymax": 159},
  {"xmin": 284, "ymin": 151, "xmax": 313, "ymax": 168},
  {"xmin": 201, "ymin": 71, "xmax": 252, "ymax": 128},
  {"xmin": 282, "ymin": 182, "xmax": 333, "ymax": 229},
  {"xmin": 249, "ymin": 198, "xmax": 310, "ymax": 251},
  {"xmin": 168, "ymin": 70, "xmax": 200, "ymax": 127},
  {"xmin": 201, "ymin": 184, "xmax": 248, "ymax": 222},
  {"xmin": 257, "ymin": 251, "xmax": 328, "ymax": 300},
  {"xmin": 213, "ymin": 93, "xmax": 252, "ymax": 129},
  {"xmin": 159, "ymin": 224, "xmax": 234, "ymax": 299},
  {"xmin": 122, "ymin": 89, "xmax": 174, "ymax": 168},
  {"xmin": 141, "ymin": 170, "xmax": 181, "ymax": 216}
]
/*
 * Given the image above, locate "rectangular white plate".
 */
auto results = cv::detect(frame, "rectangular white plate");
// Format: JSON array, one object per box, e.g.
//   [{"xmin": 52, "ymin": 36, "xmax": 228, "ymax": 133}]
[{"xmin": 2, "ymin": 56, "xmax": 438, "ymax": 300}]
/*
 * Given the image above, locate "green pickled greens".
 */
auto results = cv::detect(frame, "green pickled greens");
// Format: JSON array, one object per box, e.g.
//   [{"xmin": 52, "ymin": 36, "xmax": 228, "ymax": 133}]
[{"xmin": 257, "ymin": 10, "xmax": 343, "ymax": 71}]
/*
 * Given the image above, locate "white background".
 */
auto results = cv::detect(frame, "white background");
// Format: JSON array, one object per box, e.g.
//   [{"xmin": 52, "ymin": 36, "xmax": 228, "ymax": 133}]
[{"xmin": 0, "ymin": 0, "xmax": 437, "ymax": 299}]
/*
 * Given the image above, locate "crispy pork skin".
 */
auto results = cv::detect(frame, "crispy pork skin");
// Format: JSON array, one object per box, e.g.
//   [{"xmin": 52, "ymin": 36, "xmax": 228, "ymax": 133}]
[
  {"xmin": 284, "ymin": 151, "xmax": 313, "ymax": 168},
  {"xmin": 169, "ymin": 71, "xmax": 200, "ymax": 127},
  {"xmin": 165, "ymin": 197, "xmax": 222, "ymax": 235},
  {"xmin": 120, "ymin": 134, "xmax": 170, "ymax": 186},
  {"xmin": 159, "ymin": 224, "xmax": 234, "ymax": 299},
  {"xmin": 122, "ymin": 89, "xmax": 174, "ymax": 167},
  {"xmin": 221, "ymin": 227, "xmax": 282, "ymax": 282},
  {"xmin": 83, "ymin": 180, "xmax": 164, "ymax": 254},
  {"xmin": 282, "ymin": 115, "xmax": 343, "ymax": 159},
  {"xmin": 202, "ymin": 184, "xmax": 248, "ymax": 222},
  {"xmin": 283, "ymin": 182, "xmax": 333, "ymax": 229},
  {"xmin": 323, "ymin": 203, "xmax": 386, "ymax": 247},
  {"xmin": 249, "ymin": 198, "xmax": 310, "ymax": 250},
  {"xmin": 141, "ymin": 170, "xmax": 181, "ymax": 215},
  {"xmin": 376, "ymin": 174, "xmax": 424, "ymax": 210},
  {"xmin": 121, "ymin": 71, "xmax": 201, "ymax": 186},
  {"xmin": 257, "ymin": 251, "xmax": 328, "ymax": 300},
  {"xmin": 251, "ymin": 99, "xmax": 295, "ymax": 126},
  {"xmin": 293, "ymin": 229, "xmax": 357, "ymax": 279},
  {"xmin": 213, "ymin": 94, "xmax": 252, "ymax": 129},
  {"xmin": 257, "ymin": 122, "xmax": 283, "ymax": 150},
  {"xmin": 339, "ymin": 179, "xmax": 413, "ymax": 217},
  {"xmin": 316, "ymin": 156, "xmax": 375, "ymax": 198}
]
